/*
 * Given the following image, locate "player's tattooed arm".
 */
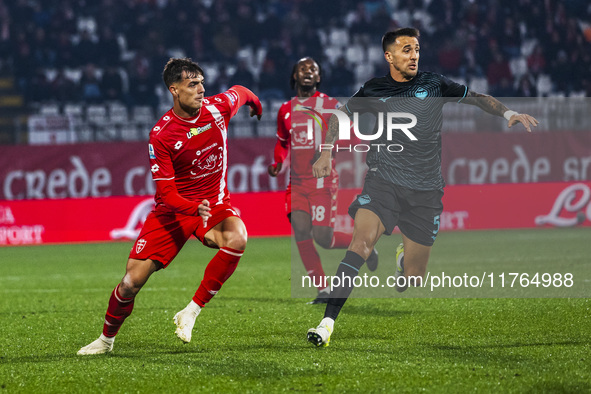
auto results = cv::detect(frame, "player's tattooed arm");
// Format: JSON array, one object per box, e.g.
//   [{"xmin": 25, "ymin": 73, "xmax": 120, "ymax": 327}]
[
  {"xmin": 462, "ymin": 89, "xmax": 539, "ymax": 132},
  {"xmin": 462, "ymin": 90, "xmax": 509, "ymax": 117},
  {"xmin": 313, "ymin": 106, "xmax": 349, "ymax": 178},
  {"xmin": 323, "ymin": 106, "xmax": 349, "ymax": 146}
]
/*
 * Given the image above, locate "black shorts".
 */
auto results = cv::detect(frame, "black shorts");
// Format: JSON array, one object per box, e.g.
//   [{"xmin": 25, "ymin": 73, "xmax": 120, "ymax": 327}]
[{"xmin": 348, "ymin": 173, "xmax": 444, "ymax": 246}]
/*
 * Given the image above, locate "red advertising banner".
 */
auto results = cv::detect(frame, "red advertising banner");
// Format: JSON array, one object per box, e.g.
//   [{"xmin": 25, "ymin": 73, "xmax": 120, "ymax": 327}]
[
  {"xmin": 333, "ymin": 182, "xmax": 591, "ymax": 235},
  {"xmin": 0, "ymin": 191, "xmax": 291, "ymax": 245},
  {"xmin": 1, "ymin": 182, "xmax": 590, "ymax": 246},
  {"xmin": 0, "ymin": 139, "xmax": 289, "ymax": 200},
  {"xmin": 1, "ymin": 132, "xmax": 590, "ymax": 201},
  {"xmin": 441, "ymin": 131, "xmax": 591, "ymax": 185}
]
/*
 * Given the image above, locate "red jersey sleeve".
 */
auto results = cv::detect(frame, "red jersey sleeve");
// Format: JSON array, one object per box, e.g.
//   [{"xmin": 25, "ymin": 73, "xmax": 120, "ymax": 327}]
[
  {"xmin": 148, "ymin": 138, "xmax": 174, "ymax": 181},
  {"xmin": 226, "ymin": 85, "xmax": 263, "ymax": 118},
  {"xmin": 147, "ymin": 138, "xmax": 202, "ymax": 215},
  {"xmin": 155, "ymin": 179, "xmax": 201, "ymax": 216},
  {"xmin": 273, "ymin": 102, "xmax": 291, "ymax": 164}
]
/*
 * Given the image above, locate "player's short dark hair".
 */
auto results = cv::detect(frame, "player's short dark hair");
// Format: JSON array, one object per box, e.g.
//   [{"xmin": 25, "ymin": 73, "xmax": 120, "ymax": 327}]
[
  {"xmin": 162, "ymin": 58, "xmax": 204, "ymax": 88},
  {"xmin": 382, "ymin": 28, "xmax": 420, "ymax": 52},
  {"xmin": 290, "ymin": 57, "xmax": 322, "ymax": 90}
]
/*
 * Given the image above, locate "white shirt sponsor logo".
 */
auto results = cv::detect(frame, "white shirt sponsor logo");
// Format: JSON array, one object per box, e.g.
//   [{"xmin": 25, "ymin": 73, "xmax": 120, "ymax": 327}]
[
  {"xmin": 196, "ymin": 152, "xmax": 221, "ymax": 171},
  {"xmin": 150, "ymin": 164, "xmax": 159, "ymax": 173}
]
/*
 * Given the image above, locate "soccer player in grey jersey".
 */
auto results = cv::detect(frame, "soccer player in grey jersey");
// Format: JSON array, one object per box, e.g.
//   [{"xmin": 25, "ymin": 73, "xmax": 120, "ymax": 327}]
[{"xmin": 307, "ymin": 27, "xmax": 538, "ymax": 347}]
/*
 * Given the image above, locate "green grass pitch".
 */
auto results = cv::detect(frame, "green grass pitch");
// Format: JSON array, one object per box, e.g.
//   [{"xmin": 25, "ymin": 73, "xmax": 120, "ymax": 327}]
[{"xmin": 0, "ymin": 228, "xmax": 589, "ymax": 392}]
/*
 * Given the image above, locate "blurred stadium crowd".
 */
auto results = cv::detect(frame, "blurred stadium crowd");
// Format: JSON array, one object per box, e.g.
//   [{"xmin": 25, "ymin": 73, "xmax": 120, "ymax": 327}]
[{"xmin": 0, "ymin": 0, "xmax": 589, "ymax": 142}]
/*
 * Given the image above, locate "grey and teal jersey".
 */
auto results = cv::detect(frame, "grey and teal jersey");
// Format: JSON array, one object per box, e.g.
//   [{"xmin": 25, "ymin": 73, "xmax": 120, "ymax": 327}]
[{"xmin": 344, "ymin": 71, "xmax": 467, "ymax": 191}]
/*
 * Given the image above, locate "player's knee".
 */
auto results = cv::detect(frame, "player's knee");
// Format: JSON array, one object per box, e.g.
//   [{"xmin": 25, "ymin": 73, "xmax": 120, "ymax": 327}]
[
  {"xmin": 292, "ymin": 228, "xmax": 311, "ymax": 241},
  {"xmin": 224, "ymin": 231, "xmax": 248, "ymax": 251},
  {"xmin": 291, "ymin": 223, "xmax": 312, "ymax": 241},
  {"xmin": 119, "ymin": 276, "xmax": 141, "ymax": 297},
  {"xmin": 314, "ymin": 234, "xmax": 332, "ymax": 249}
]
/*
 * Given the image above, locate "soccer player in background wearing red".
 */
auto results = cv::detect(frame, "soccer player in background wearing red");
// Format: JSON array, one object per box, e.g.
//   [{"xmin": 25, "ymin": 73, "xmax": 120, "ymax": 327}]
[
  {"xmin": 78, "ymin": 58, "xmax": 262, "ymax": 355},
  {"xmin": 268, "ymin": 57, "xmax": 378, "ymax": 304}
]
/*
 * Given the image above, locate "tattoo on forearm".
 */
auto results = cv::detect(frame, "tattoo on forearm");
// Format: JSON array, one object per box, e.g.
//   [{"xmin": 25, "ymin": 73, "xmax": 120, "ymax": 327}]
[
  {"xmin": 464, "ymin": 90, "xmax": 509, "ymax": 117},
  {"xmin": 324, "ymin": 114, "xmax": 340, "ymax": 146}
]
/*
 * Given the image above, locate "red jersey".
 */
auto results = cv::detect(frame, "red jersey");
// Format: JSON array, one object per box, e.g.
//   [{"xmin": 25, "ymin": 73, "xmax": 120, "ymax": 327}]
[
  {"xmin": 276, "ymin": 91, "xmax": 339, "ymax": 186},
  {"xmin": 149, "ymin": 89, "xmax": 241, "ymax": 212}
]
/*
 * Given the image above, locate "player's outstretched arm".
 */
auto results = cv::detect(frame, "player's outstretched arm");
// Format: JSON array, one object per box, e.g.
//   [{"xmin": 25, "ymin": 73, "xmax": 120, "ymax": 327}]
[
  {"xmin": 462, "ymin": 90, "xmax": 539, "ymax": 132},
  {"xmin": 312, "ymin": 108, "xmax": 346, "ymax": 178},
  {"xmin": 268, "ymin": 136, "xmax": 288, "ymax": 176},
  {"xmin": 229, "ymin": 85, "xmax": 263, "ymax": 120},
  {"xmin": 268, "ymin": 162, "xmax": 282, "ymax": 177}
]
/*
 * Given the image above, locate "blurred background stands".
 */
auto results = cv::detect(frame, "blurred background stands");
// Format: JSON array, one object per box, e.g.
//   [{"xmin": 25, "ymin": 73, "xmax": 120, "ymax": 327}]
[{"xmin": 0, "ymin": 0, "xmax": 590, "ymax": 144}]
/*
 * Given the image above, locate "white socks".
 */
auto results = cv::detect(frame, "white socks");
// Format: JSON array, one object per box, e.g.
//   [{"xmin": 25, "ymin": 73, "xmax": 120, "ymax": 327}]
[
  {"xmin": 186, "ymin": 300, "xmax": 202, "ymax": 315},
  {"xmin": 99, "ymin": 334, "xmax": 114, "ymax": 344}
]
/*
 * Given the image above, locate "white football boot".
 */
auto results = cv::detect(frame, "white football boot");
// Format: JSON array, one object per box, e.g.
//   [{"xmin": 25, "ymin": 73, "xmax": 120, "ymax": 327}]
[
  {"xmin": 173, "ymin": 301, "xmax": 201, "ymax": 343},
  {"xmin": 77, "ymin": 334, "xmax": 114, "ymax": 355},
  {"xmin": 307, "ymin": 318, "xmax": 334, "ymax": 347}
]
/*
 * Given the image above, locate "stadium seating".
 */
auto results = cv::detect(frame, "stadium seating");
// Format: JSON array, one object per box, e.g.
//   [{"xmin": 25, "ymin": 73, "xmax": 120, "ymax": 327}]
[{"xmin": 3, "ymin": 0, "xmax": 587, "ymax": 145}]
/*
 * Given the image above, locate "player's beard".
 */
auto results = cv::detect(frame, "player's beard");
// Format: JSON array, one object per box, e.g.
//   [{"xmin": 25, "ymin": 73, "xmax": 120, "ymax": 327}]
[
  {"xmin": 179, "ymin": 98, "xmax": 201, "ymax": 117},
  {"xmin": 404, "ymin": 63, "xmax": 418, "ymax": 79},
  {"xmin": 298, "ymin": 83, "xmax": 316, "ymax": 95}
]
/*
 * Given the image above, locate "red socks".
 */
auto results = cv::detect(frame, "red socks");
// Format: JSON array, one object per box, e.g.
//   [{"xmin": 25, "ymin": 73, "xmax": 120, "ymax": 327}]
[
  {"xmin": 103, "ymin": 284, "xmax": 135, "ymax": 338},
  {"xmin": 331, "ymin": 231, "xmax": 352, "ymax": 249},
  {"xmin": 192, "ymin": 247, "xmax": 243, "ymax": 307},
  {"xmin": 296, "ymin": 239, "xmax": 327, "ymax": 290},
  {"xmin": 101, "ymin": 247, "xmax": 243, "ymax": 337}
]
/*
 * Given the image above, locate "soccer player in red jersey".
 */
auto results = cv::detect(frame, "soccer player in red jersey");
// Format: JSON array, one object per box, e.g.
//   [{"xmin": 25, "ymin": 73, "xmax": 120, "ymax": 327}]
[
  {"xmin": 78, "ymin": 58, "xmax": 262, "ymax": 355},
  {"xmin": 268, "ymin": 57, "xmax": 378, "ymax": 305}
]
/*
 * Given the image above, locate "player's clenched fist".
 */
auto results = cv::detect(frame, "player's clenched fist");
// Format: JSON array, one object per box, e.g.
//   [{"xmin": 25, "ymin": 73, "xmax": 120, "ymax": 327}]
[
  {"xmin": 268, "ymin": 162, "xmax": 282, "ymax": 177},
  {"xmin": 199, "ymin": 199, "xmax": 212, "ymax": 227},
  {"xmin": 312, "ymin": 154, "xmax": 331, "ymax": 178}
]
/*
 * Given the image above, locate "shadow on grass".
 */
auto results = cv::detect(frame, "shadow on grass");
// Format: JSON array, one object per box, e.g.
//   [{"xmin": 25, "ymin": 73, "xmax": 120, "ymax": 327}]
[
  {"xmin": 416, "ymin": 339, "xmax": 590, "ymax": 371},
  {"xmin": 213, "ymin": 296, "xmax": 305, "ymax": 304},
  {"xmin": 342, "ymin": 303, "xmax": 416, "ymax": 318},
  {"xmin": 0, "ymin": 345, "xmax": 207, "ymax": 365},
  {"xmin": 430, "ymin": 340, "xmax": 589, "ymax": 350},
  {"xmin": 526, "ymin": 381, "xmax": 591, "ymax": 393}
]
